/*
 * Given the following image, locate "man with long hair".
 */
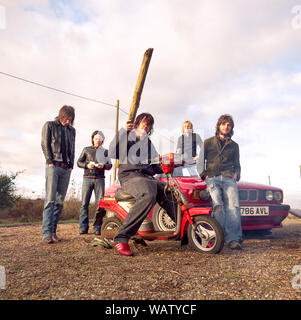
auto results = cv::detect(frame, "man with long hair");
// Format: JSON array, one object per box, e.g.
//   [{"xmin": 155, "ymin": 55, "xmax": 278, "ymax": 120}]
[
  {"xmin": 41, "ymin": 105, "xmax": 75, "ymax": 244},
  {"xmin": 197, "ymin": 114, "xmax": 242, "ymax": 250},
  {"xmin": 109, "ymin": 112, "xmax": 176, "ymax": 256}
]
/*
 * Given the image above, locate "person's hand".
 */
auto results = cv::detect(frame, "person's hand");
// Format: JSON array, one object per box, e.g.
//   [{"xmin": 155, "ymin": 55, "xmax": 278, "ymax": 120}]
[
  {"xmin": 48, "ymin": 164, "xmax": 54, "ymax": 167},
  {"xmin": 124, "ymin": 120, "xmax": 134, "ymax": 132},
  {"xmin": 97, "ymin": 163, "xmax": 104, "ymax": 169},
  {"xmin": 87, "ymin": 162, "xmax": 95, "ymax": 169}
]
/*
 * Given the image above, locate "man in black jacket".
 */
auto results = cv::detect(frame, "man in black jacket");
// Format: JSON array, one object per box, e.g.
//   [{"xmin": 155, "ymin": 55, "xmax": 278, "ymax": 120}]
[
  {"xmin": 197, "ymin": 114, "xmax": 242, "ymax": 250},
  {"xmin": 109, "ymin": 113, "xmax": 176, "ymax": 256},
  {"xmin": 77, "ymin": 130, "xmax": 112, "ymax": 235},
  {"xmin": 41, "ymin": 105, "xmax": 75, "ymax": 244}
]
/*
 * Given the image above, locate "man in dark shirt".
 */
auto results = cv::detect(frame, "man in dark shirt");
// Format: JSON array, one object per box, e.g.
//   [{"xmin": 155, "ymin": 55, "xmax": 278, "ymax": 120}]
[
  {"xmin": 77, "ymin": 130, "xmax": 112, "ymax": 235},
  {"xmin": 109, "ymin": 113, "xmax": 176, "ymax": 256},
  {"xmin": 197, "ymin": 114, "xmax": 242, "ymax": 250},
  {"xmin": 41, "ymin": 105, "xmax": 75, "ymax": 244}
]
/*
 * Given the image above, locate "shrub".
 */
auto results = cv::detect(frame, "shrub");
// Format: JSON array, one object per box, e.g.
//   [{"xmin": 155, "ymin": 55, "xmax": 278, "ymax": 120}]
[
  {"xmin": 0, "ymin": 198, "xmax": 97, "ymax": 224},
  {"xmin": 0, "ymin": 170, "xmax": 21, "ymax": 210}
]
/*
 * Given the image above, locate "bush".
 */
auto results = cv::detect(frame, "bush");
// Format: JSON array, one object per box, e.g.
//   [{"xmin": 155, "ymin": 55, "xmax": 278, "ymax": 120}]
[
  {"xmin": 0, "ymin": 170, "xmax": 21, "ymax": 210},
  {"xmin": 0, "ymin": 198, "xmax": 97, "ymax": 224}
]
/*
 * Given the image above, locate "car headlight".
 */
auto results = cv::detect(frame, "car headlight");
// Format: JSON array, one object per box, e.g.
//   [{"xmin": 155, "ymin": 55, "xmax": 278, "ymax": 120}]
[
  {"xmin": 265, "ymin": 190, "xmax": 273, "ymax": 201},
  {"xmin": 191, "ymin": 189, "xmax": 211, "ymax": 201},
  {"xmin": 273, "ymin": 191, "xmax": 282, "ymax": 201},
  {"xmin": 199, "ymin": 189, "xmax": 211, "ymax": 201}
]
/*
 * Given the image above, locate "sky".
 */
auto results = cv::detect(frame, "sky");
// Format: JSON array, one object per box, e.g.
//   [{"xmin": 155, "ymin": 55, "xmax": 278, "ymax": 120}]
[{"xmin": 0, "ymin": 0, "xmax": 300, "ymax": 208}]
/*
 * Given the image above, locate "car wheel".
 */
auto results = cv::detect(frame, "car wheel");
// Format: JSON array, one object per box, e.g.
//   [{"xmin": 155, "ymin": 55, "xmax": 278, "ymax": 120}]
[
  {"xmin": 152, "ymin": 204, "xmax": 176, "ymax": 231},
  {"xmin": 187, "ymin": 215, "xmax": 224, "ymax": 254}
]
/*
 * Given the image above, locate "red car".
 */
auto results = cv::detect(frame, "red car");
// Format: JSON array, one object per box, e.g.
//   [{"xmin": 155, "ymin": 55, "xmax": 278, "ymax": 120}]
[{"xmin": 103, "ymin": 165, "xmax": 290, "ymax": 235}]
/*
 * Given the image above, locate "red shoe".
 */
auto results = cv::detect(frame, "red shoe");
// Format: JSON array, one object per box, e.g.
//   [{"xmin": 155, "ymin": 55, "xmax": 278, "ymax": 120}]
[{"xmin": 114, "ymin": 243, "xmax": 133, "ymax": 256}]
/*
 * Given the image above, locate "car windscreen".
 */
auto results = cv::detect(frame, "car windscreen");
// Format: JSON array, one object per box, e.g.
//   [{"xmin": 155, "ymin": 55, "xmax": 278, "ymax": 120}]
[{"xmin": 155, "ymin": 164, "xmax": 199, "ymax": 178}]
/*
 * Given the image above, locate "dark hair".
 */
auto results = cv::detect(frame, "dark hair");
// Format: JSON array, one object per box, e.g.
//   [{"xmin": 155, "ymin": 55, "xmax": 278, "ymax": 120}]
[
  {"xmin": 56, "ymin": 105, "xmax": 75, "ymax": 125},
  {"xmin": 215, "ymin": 114, "xmax": 234, "ymax": 137},
  {"xmin": 134, "ymin": 112, "xmax": 154, "ymax": 129},
  {"xmin": 91, "ymin": 130, "xmax": 105, "ymax": 146}
]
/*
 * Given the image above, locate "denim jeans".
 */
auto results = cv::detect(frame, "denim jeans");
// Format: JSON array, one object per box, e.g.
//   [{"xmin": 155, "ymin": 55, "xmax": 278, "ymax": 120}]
[
  {"xmin": 42, "ymin": 166, "xmax": 71, "ymax": 237},
  {"xmin": 79, "ymin": 178, "xmax": 105, "ymax": 233},
  {"xmin": 206, "ymin": 175, "xmax": 242, "ymax": 244}
]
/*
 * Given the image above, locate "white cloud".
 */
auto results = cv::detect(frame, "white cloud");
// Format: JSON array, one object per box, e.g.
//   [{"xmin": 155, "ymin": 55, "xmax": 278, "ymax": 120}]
[{"xmin": 0, "ymin": 0, "xmax": 300, "ymax": 208}]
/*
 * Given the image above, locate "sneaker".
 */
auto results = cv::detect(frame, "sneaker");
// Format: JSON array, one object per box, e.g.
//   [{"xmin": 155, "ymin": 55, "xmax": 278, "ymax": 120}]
[
  {"xmin": 228, "ymin": 240, "xmax": 242, "ymax": 250},
  {"xmin": 93, "ymin": 237, "xmax": 114, "ymax": 249},
  {"xmin": 79, "ymin": 230, "xmax": 88, "ymax": 235},
  {"xmin": 94, "ymin": 230, "xmax": 101, "ymax": 235},
  {"xmin": 52, "ymin": 234, "xmax": 62, "ymax": 242},
  {"xmin": 43, "ymin": 236, "xmax": 53, "ymax": 244}
]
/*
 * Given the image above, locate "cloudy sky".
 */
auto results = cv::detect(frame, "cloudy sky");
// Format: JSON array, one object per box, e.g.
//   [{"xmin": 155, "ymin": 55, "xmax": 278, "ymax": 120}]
[{"xmin": 0, "ymin": 0, "xmax": 300, "ymax": 208}]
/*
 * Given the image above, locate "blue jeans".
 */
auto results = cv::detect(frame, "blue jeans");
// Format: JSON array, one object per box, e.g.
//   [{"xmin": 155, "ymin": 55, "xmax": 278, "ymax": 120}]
[
  {"xmin": 79, "ymin": 178, "xmax": 105, "ymax": 233},
  {"xmin": 206, "ymin": 175, "xmax": 242, "ymax": 244},
  {"xmin": 42, "ymin": 166, "xmax": 71, "ymax": 237}
]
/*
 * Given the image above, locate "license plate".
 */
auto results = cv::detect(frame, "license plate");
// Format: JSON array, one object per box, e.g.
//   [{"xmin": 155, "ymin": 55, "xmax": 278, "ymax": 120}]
[{"xmin": 240, "ymin": 206, "xmax": 269, "ymax": 216}]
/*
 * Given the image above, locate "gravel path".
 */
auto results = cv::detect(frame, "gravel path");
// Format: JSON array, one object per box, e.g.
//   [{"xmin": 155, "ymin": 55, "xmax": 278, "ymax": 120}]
[{"xmin": 1, "ymin": 217, "xmax": 301, "ymax": 300}]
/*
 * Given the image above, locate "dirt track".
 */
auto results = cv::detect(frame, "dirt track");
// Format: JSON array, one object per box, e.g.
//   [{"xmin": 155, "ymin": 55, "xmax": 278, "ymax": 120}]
[{"xmin": 0, "ymin": 217, "xmax": 301, "ymax": 300}]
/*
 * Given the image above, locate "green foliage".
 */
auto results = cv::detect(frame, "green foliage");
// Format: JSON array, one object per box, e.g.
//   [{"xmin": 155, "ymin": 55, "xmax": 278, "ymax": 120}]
[{"xmin": 0, "ymin": 170, "xmax": 21, "ymax": 210}]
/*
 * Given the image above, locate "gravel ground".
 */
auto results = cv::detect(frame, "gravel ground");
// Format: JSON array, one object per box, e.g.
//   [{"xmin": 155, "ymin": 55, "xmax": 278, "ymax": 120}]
[{"xmin": 0, "ymin": 217, "xmax": 301, "ymax": 300}]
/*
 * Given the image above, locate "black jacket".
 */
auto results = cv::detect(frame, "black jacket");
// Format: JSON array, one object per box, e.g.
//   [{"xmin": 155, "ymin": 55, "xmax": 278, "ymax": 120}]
[
  {"xmin": 198, "ymin": 136, "xmax": 241, "ymax": 181},
  {"xmin": 108, "ymin": 128, "xmax": 163, "ymax": 185},
  {"xmin": 41, "ymin": 120, "xmax": 76, "ymax": 168},
  {"xmin": 77, "ymin": 145, "xmax": 112, "ymax": 178}
]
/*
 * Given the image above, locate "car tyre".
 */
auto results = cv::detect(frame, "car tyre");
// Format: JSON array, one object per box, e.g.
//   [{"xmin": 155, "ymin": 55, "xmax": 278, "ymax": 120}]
[{"xmin": 187, "ymin": 215, "xmax": 224, "ymax": 254}]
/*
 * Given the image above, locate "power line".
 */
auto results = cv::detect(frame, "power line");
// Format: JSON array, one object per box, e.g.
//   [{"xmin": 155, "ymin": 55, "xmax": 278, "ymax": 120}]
[
  {"xmin": 0, "ymin": 71, "xmax": 176, "ymax": 144},
  {"xmin": 0, "ymin": 71, "xmax": 129, "ymax": 114}
]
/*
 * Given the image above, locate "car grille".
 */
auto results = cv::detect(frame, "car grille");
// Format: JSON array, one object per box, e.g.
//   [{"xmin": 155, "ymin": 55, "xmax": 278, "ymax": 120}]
[
  {"xmin": 239, "ymin": 189, "xmax": 283, "ymax": 202},
  {"xmin": 239, "ymin": 189, "xmax": 258, "ymax": 201}
]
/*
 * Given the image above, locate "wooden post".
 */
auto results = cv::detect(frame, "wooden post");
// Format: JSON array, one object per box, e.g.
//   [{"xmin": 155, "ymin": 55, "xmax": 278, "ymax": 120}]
[
  {"xmin": 111, "ymin": 49, "xmax": 153, "ymax": 185},
  {"xmin": 113, "ymin": 100, "xmax": 120, "ymax": 184},
  {"xmin": 128, "ymin": 48, "xmax": 154, "ymax": 123}
]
